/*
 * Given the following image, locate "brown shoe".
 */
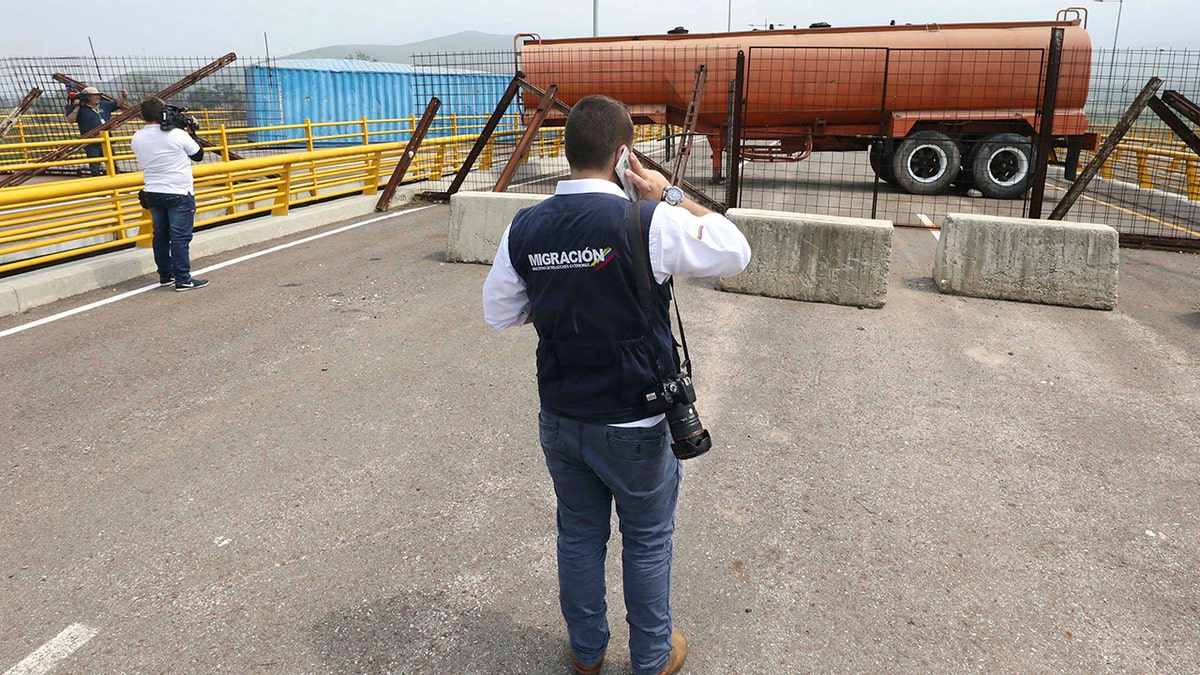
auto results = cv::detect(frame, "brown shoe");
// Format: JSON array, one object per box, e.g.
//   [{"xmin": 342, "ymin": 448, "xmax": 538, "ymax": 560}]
[
  {"xmin": 656, "ymin": 629, "xmax": 688, "ymax": 675},
  {"xmin": 572, "ymin": 651, "xmax": 605, "ymax": 675}
]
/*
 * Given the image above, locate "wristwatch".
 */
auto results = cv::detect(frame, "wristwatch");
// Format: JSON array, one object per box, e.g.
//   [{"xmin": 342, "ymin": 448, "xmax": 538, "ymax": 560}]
[{"xmin": 661, "ymin": 185, "xmax": 685, "ymax": 206}]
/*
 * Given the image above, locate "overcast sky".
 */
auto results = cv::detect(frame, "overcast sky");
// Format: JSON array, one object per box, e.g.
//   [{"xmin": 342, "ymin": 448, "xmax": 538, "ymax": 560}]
[{"xmin": 3, "ymin": 0, "xmax": 1196, "ymax": 58}]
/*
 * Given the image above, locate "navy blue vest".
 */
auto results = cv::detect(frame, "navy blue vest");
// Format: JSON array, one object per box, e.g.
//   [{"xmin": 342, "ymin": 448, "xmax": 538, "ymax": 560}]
[{"xmin": 508, "ymin": 192, "xmax": 677, "ymax": 423}]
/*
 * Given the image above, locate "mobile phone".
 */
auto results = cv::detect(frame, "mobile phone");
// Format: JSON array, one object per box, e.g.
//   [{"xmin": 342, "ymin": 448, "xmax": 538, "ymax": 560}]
[{"xmin": 615, "ymin": 147, "xmax": 640, "ymax": 201}]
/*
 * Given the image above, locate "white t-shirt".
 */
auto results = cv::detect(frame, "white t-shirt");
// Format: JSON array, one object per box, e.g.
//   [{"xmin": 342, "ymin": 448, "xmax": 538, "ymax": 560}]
[{"xmin": 131, "ymin": 124, "xmax": 201, "ymax": 195}]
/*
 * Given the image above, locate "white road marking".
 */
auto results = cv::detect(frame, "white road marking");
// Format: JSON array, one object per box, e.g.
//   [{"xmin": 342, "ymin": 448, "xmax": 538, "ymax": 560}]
[
  {"xmin": 4, "ymin": 623, "xmax": 98, "ymax": 675},
  {"xmin": 0, "ymin": 205, "xmax": 435, "ymax": 340},
  {"xmin": 917, "ymin": 213, "xmax": 940, "ymax": 239}
]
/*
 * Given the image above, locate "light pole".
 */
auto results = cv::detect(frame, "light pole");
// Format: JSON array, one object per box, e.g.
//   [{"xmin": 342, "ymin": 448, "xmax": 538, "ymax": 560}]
[{"xmin": 1093, "ymin": 0, "xmax": 1124, "ymax": 83}]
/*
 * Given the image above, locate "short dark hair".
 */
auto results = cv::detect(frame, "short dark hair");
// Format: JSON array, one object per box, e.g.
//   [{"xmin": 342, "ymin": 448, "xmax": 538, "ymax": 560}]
[
  {"xmin": 564, "ymin": 95, "xmax": 635, "ymax": 172},
  {"xmin": 140, "ymin": 97, "xmax": 164, "ymax": 123}
]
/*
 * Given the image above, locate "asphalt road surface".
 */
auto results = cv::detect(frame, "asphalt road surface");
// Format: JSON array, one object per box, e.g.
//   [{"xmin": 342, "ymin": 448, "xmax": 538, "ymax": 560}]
[{"xmin": 2, "ymin": 203, "xmax": 1199, "ymax": 673}]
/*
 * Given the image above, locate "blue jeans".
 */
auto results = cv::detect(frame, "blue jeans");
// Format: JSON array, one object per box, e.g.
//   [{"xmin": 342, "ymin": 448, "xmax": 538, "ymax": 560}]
[
  {"xmin": 146, "ymin": 192, "xmax": 196, "ymax": 285},
  {"xmin": 538, "ymin": 408, "xmax": 682, "ymax": 675}
]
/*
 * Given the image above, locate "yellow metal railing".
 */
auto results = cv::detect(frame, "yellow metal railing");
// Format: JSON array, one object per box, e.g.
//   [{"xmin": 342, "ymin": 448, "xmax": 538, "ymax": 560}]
[
  {"xmin": 0, "ymin": 143, "xmax": 394, "ymax": 274},
  {"xmin": 0, "ymin": 111, "xmax": 527, "ymax": 176},
  {"xmin": 1083, "ymin": 138, "xmax": 1200, "ymax": 202},
  {"xmin": 0, "ymin": 111, "xmax": 665, "ymax": 178},
  {"xmin": 0, "ymin": 121, "xmax": 665, "ymax": 275},
  {"xmin": 1082, "ymin": 125, "xmax": 1200, "ymax": 201}
]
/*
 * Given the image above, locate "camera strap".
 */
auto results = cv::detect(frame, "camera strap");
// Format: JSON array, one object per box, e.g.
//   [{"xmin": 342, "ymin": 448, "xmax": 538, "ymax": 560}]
[{"xmin": 625, "ymin": 200, "xmax": 694, "ymax": 376}]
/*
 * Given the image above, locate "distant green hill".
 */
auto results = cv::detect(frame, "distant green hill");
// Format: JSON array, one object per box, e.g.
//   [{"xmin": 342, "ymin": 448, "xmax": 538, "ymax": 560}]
[{"xmin": 282, "ymin": 31, "xmax": 513, "ymax": 64}]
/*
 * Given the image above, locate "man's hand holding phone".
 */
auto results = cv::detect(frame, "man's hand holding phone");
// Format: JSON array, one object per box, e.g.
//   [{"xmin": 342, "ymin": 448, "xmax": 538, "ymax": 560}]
[{"xmin": 617, "ymin": 147, "xmax": 670, "ymax": 202}]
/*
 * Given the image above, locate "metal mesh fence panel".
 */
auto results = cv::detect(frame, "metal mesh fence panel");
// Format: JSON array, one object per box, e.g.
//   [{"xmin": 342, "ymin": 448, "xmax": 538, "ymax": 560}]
[
  {"xmin": 0, "ymin": 54, "xmax": 273, "ymax": 174},
  {"xmin": 737, "ymin": 46, "xmax": 1060, "ymax": 224},
  {"xmin": 4, "ymin": 42, "xmax": 1197, "ymax": 247},
  {"xmin": 1067, "ymin": 48, "xmax": 1200, "ymax": 245},
  {"xmin": 413, "ymin": 44, "xmax": 738, "ymax": 201},
  {"xmin": 414, "ymin": 40, "xmax": 1198, "ymax": 247}
]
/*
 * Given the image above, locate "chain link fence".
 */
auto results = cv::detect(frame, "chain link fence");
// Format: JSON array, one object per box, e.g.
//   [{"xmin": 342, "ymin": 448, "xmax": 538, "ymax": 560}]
[{"xmin": 4, "ymin": 41, "xmax": 1198, "ymax": 248}]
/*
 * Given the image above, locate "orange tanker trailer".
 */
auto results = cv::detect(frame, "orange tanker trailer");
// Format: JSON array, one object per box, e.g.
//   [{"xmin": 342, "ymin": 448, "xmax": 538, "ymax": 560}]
[{"xmin": 519, "ymin": 12, "xmax": 1095, "ymax": 198}]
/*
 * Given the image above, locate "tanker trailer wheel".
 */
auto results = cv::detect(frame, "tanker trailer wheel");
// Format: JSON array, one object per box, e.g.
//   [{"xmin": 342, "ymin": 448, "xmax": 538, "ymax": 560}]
[
  {"xmin": 891, "ymin": 131, "xmax": 961, "ymax": 195},
  {"xmin": 970, "ymin": 133, "xmax": 1034, "ymax": 199},
  {"xmin": 868, "ymin": 143, "xmax": 896, "ymax": 185}
]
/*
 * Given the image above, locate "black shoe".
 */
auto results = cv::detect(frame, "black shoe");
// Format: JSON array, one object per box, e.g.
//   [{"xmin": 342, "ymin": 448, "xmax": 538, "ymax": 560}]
[
  {"xmin": 159, "ymin": 278, "xmax": 174, "ymax": 287},
  {"xmin": 175, "ymin": 278, "xmax": 210, "ymax": 292}
]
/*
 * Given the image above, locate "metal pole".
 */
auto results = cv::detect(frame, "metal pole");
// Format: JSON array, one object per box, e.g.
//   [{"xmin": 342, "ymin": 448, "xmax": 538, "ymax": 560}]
[
  {"xmin": 1110, "ymin": 0, "xmax": 1124, "ymax": 82},
  {"xmin": 1095, "ymin": 0, "xmax": 1124, "ymax": 84},
  {"xmin": 88, "ymin": 37, "xmax": 102, "ymax": 79},
  {"xmin": 375, "ymin": 97, "xmax": 441, "ymax": 211},
  {"xmin": 1029, "ymin": 27, "xmax": 1065, "ymax": 219},
  {"xmin": 593, "ymin": 0, "xmax": 599, "ymax": 37},
  {"xmin": 726, "ymin": 51, "xmax": 745, "ymax": 209},
  {"xmin": 1049, "ymin": 77, "xmax": 1163, "ymax": 220}
]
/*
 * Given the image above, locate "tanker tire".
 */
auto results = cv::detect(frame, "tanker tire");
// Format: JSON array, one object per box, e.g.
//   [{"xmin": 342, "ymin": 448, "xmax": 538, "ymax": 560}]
[
  {"xmin": 868, "ymin": 143, "xmax": 896, "ymax": 185},
  {"xmin": 970, "ymin": 133, "xmax": 1034, "ymax": 199},
  {"xmin": 891, "ymin": 131, "xmax": 961, "ymax": 195}
]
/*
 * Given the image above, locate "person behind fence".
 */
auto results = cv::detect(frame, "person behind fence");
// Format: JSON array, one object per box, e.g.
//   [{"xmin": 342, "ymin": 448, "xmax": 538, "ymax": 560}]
[
  {"xmin": 482, "ymin": 95, "xmax": 750, "ymax": 675},
  {"xmin": 130, "ymin": 96, "xmax": 209, "ymax": 292},
  {"xmin": 64, "ymin": 85, "xmax": 128, "ymax": 176}
]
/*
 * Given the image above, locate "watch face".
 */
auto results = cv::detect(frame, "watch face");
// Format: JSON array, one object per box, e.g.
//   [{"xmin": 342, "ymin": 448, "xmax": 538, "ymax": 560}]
[{"xmin": 665, "ymin": 186, "xmax": 684, "ymax": 205}]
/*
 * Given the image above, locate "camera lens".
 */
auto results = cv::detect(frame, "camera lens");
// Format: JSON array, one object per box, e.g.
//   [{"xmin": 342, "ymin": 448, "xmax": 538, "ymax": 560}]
[{"xmin": 666, "ymin": 402, "xmax": 711, "ymax": 459}]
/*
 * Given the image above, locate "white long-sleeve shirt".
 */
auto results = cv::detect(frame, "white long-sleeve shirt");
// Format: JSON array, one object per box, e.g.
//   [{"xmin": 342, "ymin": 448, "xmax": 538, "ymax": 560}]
[{"xmin": 483, "ymin": 179, "xmax": 751, "ymax": 330}]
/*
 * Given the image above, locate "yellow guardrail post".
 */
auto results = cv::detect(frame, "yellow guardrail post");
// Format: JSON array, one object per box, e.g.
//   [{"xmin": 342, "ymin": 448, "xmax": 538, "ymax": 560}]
[
  {"xmin": 1187, "ymin": 159, "xmax": 1199, "ymax": 202},
  {"xmin": 218, "ymin": 124, "xmax": 231, "ymax": 162},
  {"xmin": 481, "ymin": 137, "xmax": 494, "ymax": 170},
  {"xmin": 112, "ymin": 190, "xmax": 128, "ymax": 241},
  {"xmin": 273, "ymin": 163, "xmax": 293, "ymax": 216},
  {"xmin": 17, "ymin": 120, "xmax": 31, "ymax": 164},
  {"xmin": 361, "ymin": 116, "xmax": 369, "ymax": 145},
  {"xmin": 302, "ymin": 119, "xmax": 318, "ymax": 198},
  {"xmin": 218, "ymin": 124, "xmax": 236, "ymax": 215},
  {"xmin": 1136, "ymin": 150, "xmax": 1153, "ymax": 189},
  {"xmin": 434, "ymin": 143, "xmax": 445, "ymax": 180},
  {"xmin": 101, "ymin": 132, "xmax": 117, "ymax": 177},
  {"xmin": 364, "ymin": 148, "xmax": 382, "ymax": 195}
]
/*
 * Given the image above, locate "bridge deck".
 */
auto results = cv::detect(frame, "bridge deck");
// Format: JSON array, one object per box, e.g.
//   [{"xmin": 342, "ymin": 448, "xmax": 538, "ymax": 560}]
[{"xmin": 1, "ymin": 204, "xmax": 1198, "ymax": 672}]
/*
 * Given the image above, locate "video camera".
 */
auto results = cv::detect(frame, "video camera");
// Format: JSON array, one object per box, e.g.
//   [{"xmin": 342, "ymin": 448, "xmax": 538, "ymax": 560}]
[{"xmin": 160, "ymin": 104, "xmax": 199, "ymax": 134}]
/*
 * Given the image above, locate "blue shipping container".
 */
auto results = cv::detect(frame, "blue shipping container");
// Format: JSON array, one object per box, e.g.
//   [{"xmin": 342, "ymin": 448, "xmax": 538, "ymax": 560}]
[{"xmin": 244, "ymin": 60, "xmax": 511, "ymax": 147}]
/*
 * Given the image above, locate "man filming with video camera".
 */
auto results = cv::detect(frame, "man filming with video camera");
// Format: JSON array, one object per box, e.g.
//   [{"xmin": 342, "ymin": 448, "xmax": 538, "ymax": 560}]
[
  {"xmin": 483, "ymin": 95, "xmax": 750, "ymax": 675},
  {"xmin": 131, "ymin": 97, "xmax": 209, "ymax": 291}
]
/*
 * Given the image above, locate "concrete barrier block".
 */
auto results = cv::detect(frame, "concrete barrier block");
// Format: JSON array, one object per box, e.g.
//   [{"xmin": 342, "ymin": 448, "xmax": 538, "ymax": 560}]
[
  {"xmin": 718, "ymin": 208, "xmax": 893, "ymax": 308},
  {"xmin": 447, "ymin": 192, "xmax": 548, "ymax": 264},
  {"xmin": 0, "ymin": 284, "xmax": 18, "ymax": 317},
  {"xmin": 933, "ymin": 213, "xmax": 1119, "ymax": 310}
]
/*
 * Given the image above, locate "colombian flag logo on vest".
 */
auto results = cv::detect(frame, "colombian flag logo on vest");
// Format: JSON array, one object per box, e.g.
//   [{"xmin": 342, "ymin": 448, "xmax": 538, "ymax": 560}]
[{"xmin": 592, "ymin": 247, "xmax": 615, "ymax": 270}]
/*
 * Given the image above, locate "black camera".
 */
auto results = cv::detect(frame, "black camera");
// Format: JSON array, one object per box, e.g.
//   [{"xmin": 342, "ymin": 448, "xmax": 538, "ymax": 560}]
[
  {"xmin": 643, "ymin": 373, "xmax": 712, "ymax": 460},
  {"xmin": 160, "ymin": 104, "xmax": 199, "ymax": 133}
]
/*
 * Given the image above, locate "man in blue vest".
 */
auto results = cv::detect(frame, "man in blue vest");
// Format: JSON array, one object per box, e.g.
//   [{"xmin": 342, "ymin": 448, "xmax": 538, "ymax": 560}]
[
  {"xmin": 483, "ymin": 95, "xmax": 750, "ymax": 675},
  {"xmin": 65, "ymin": 85, "xmax": 128, "ymax": 176}
]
